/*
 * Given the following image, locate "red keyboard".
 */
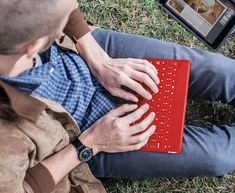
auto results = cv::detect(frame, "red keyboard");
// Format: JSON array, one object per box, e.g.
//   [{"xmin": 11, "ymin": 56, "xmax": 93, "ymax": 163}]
[{"xmin": 136, "ymin": 59, "xmax": 190, "ymax": 154}]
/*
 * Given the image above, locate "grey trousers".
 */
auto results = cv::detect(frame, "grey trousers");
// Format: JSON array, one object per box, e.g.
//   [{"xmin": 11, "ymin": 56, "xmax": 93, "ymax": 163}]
[{"xmin": 89, "ymin": 28, "xmax": 235, "ymax": 178}]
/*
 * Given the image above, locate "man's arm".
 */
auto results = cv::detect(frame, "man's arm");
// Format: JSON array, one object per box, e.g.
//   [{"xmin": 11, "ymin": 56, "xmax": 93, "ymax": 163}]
[
  {"xmin": 39, "ymin": 142, "xmax": 98, "ymax": 186},
  {"xmin": 63, "ymin": 7, "xmax": 90, "ymax": 43},
  {"xmin": 63, "ymin": 7, "xmax": 160, "ymax": 102},
  {"xmin": 25, "ymin": 104, "xmax": 156, "ymax": 193},
  {"xmin": 0, "ymin": 130, "xmax": 57, "ymax": 193},
  {"xmin": 0, "ymin": 138, "xmax": 95, "ymax": 193},
  {"xmin": 31, "ymin": 104, "xmax": 156, "ymax": 187},
  {"xmin": 0, "ymin": 119, "xmax": 90, "ymax": 193},
  {"xmin": 0, "ymin": 103, "xmax": 155, "ymax": 193}
]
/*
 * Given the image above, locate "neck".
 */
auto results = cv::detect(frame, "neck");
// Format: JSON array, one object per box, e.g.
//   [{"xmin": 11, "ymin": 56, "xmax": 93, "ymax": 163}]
[{"xmin": 0, "ymin": 54, "xmax": 34, "ymax": 77}]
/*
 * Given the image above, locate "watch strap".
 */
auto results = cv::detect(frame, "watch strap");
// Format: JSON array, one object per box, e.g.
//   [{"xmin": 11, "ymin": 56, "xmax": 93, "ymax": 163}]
[
  {"xmin": 72, "ymin": 138, "xmax": 93, "ymax": 163},
  {"xmin": 72, "ymin": 138, "xmax": 84, "ymax": 152}
]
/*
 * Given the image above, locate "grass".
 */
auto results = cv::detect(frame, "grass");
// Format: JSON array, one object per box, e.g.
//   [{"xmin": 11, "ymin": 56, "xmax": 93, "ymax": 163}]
[{"xmin": 79, "ymin": 0, "xmax": 235, "ymax": 192}]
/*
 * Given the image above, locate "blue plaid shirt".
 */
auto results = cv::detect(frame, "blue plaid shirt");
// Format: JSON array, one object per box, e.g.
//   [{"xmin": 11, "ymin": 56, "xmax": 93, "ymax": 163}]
[{"xmin": 0, "ymin": 44, "xmax": 116, "ymax": 131}]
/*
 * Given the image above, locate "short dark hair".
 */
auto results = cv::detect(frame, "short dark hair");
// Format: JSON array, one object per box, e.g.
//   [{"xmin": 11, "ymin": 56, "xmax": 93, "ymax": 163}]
[{"xmin": 0, "ymin": 0, "xmax": 65, "ymax": 54}]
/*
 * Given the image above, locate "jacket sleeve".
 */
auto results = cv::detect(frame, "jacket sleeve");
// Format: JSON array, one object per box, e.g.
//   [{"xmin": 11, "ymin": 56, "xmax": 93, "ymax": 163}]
[
  {"xmin": 63, "ymin": 6, "xmax": 90, "ymax": 43},
  {"xmin": 0, "ymin": 124, "xmax": 55, "ymax": 193},
  {"xmin": 24, "ymin": 163, "xmax": 55, "ymax": 193}
]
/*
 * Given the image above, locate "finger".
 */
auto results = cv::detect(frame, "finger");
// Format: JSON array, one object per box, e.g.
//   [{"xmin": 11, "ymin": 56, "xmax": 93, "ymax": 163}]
[
  {"xmin": 135, "ymin": 63, "xmax": 160, "ymax": 85},
  {"xmin": 129, "ymin": 125, "xmax": 156, "ymax": 145},
  {"xmin": 110, "ymin": 104, "xmax": 138, "ymax": 117},
  {"xmin": 124, "ymin": 78, "xmax": 152, "ymax": 100},
  {"xmin": 130, "ymin": 60, "xmax": 160, "ymax": 85},
  {"xmin": 112, "ymin": 88, "xmax": 139, "ymax": 102},
  {"xmin": 120, "ymin": 103, "xmax": 150, "ymax": 125},
  {"xmin": 129, "ymin": 70, "xmax": 158, "ymax": 93},
  {"xmin": 125, "ymin": 138, "xmax": 149, "ymax": 151},
  {"xmin": 125, "ymin": 125, "xmax": 156, "ymax": 151},
  {"xmin": 130, "ymin": 59, "xmax": 158, "ymax": 74},
  {"xmin": 143, "ymin": 60, "xmax": 159, "ymax": 77},
  {"xmin": 128, "ymin": 112, "xmax": 156, "ymax": 135}
]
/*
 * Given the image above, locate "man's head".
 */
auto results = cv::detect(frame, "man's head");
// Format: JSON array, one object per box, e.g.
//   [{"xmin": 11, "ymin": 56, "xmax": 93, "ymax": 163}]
[{"xmin": 0, "ymin": 0, "xmax": 76, "ymax": 58}]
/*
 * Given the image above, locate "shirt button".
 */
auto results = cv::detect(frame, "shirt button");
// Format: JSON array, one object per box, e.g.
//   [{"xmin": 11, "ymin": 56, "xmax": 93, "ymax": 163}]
[{"xmin": 50, "ymin": 67, "xmax": 54, "ymax": 74}]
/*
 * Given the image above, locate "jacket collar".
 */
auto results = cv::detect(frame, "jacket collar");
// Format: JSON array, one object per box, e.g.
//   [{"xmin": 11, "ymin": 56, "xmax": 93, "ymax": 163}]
[{"xmin": 0, "ymin": 80, "xmax": 47, "ymax": 122}]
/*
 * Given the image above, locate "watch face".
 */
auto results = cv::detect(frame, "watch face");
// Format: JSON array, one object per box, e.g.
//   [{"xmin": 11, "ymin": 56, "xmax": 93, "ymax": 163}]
[{"xmin": 79, "ymin": 147, "xmax": 93, "ymax": 162}]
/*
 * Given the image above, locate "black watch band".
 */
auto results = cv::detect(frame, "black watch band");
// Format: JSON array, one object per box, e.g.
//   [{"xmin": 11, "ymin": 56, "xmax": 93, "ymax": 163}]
[{"xmin": 72, "ymin": 138, "xmax": 93, "ymax": 163}]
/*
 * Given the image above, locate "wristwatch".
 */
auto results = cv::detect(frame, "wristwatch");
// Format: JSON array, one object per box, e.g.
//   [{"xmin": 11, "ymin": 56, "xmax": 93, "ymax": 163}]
[{"xmin": 72, "ymin": 138, "xmax": 93, "ymax": 163}]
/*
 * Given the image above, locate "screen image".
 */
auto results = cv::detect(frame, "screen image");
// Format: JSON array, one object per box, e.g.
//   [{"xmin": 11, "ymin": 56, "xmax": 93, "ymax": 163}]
[{"xmin": 166, "ymin": 0, "xmax": 227, "ymax": 36}]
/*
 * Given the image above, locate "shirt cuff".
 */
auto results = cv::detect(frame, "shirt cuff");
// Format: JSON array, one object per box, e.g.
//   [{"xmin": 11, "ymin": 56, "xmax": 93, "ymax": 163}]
[
  {"xmin": 63, "ymin": 8, "xmax": 90, "ymax": 44},
  {"xmin": 24, "ymin": 163, "xmax": 55, "ymax": 193}
]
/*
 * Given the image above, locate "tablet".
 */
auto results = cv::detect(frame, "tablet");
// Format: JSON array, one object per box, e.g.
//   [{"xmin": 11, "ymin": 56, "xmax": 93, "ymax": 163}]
[{"xmin": 158, "ymin": 0, "xmax": 235, "ymax": 49}]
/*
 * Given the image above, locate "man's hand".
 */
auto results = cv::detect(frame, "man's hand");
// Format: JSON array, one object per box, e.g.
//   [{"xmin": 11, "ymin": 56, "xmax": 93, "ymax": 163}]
[
  {"xmin": 94, "ymin": 57, "xmax": 160, "ymax": 102},
  {"xmin": 76, "ymin": 32, "xmax": 160, "ymax": 102},
  {"xmin": 79, "ymin": 104, "xmax": 156, "ymax": 154}
]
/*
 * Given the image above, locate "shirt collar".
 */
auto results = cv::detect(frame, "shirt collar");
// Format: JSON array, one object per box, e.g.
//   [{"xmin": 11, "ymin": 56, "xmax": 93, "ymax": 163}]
[{"xmin": 0, "ymin": 80, "xmax": 47, "ymax": 122}]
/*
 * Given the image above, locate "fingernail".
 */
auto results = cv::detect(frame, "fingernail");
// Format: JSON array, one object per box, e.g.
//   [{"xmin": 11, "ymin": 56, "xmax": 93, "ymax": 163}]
[
  {"xmin": 133, "ymin": 97, "xmax": 139, "ymax": 102},
  {"xmin": 150, "ymin": 126, "xmax": 156, "ymax": 135},
  {"xmin": 150, "ymin": 112, "xmax": 156, "ymax": 118},
  {"xmin": 143, "ymin": 104, "xmax": 150, "ymax": 110},
  {"xmin": 156, "ymin": 78, "xmax": 160, "ymax": 85},
  {"xmin": 152, "ymin": 125, "xmax": 157, "ymax": 131},
  {"xmin": 132, "ymin": 104, "xmax": 138, "ymax": 108},
  {"xmin": 144, "ymin": 61, "xmax": 149, "ymax": 65},
  {"xmin": 153, "ymin": 87, "xmax": 159, "ymax": 93},
  {"xmin": 147, "ymin": 94, "xmax": 152, "ymax": 100}
]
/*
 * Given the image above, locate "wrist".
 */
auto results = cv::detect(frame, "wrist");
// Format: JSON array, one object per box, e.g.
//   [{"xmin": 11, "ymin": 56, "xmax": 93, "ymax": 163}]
[
  {"xmin": 75, "ymin": 32, "xmax": 110, "ymax": 75},
  {"xmin": 78, "ymin": 129, "xmax": 100, "ymax": 155}
]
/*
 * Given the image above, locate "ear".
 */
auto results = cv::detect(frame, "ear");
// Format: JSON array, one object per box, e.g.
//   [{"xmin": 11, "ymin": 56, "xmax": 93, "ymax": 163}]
[{"xmin": 24, "ymin": 37, "xmax": 48, "ymax": 59}]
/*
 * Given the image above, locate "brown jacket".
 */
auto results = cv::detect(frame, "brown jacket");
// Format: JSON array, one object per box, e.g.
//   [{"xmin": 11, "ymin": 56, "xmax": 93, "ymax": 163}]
[
  {"xmin": 0, "ymin": 4, "xmax": 107, "ymax": 193},
  {"xmin": 0, "ymin": 82, "xmax": 107, "ymax": 193}
]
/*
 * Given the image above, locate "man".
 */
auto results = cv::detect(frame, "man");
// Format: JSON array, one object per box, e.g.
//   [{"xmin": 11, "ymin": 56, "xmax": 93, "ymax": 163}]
[
  {"xmin": 0, "ymin": 0, "xmax": 235, "ymax": 193},
  {"xmin": 0, "ymin": 1, "xmax": 158, "ymax": 193}
]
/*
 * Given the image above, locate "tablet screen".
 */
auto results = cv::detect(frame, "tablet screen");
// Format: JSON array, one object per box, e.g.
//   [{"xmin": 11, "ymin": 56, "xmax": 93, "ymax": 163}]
[{"xmin": 165, "ymin": 0, "xmax": 235, "ymax": 44}]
